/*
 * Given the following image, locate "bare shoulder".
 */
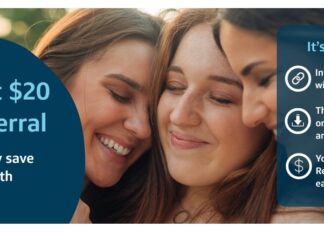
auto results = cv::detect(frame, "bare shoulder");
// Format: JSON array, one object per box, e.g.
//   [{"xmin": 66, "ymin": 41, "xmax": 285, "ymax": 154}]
[
  {"xmin": 271, "ymin": 206, "xmax": 324, "ymax": 223},
  {"xmin": 70, "ymin": 199, "xmax": 91, "ymax": 224}
]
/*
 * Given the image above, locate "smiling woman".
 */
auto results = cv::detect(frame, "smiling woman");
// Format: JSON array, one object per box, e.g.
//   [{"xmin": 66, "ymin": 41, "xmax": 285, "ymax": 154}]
[
  {"xmin": 33, "ymin": 8, "xmax": 163, "ymax": 222},
  {"xmin": 128, "ymin": 9, "xmax": 276, "ymax": 223},
  {"xmin": 65, "ymin": 38, "xmax": 153, "ymax": 187},
  {"xmin": 217, "ymin": 19, "xmax": 277, "ymax": 132},
  {"xmin": 213, "ymin": 9, "xmax": 324, "ymax": 136},
  {"xmin": 157, "ymin": 23, "xmax": 268, "ymax": 189},
  {"xmin": 213, "ymin": 8, "xmax": 324, "ymax": 223}
]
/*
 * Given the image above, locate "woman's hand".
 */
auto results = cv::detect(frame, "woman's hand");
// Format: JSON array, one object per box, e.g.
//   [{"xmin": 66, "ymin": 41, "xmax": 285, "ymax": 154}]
[{"xmin": 70, "ymin": 199, "xmax": 91, "ymax": 223}]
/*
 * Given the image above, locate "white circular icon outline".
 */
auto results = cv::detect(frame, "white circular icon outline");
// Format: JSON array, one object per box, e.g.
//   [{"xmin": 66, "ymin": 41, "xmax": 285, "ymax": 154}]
[
  {"xmin": 286, "ymin": 153, "xmax": 312, "ymax": 180},
  {"xmin": 285, "ymin": 108, "xmax": 311, "ymax": 134},
  {"xmin": 285, "ymin": 65, "xmax": 312, "ymax": 92}
]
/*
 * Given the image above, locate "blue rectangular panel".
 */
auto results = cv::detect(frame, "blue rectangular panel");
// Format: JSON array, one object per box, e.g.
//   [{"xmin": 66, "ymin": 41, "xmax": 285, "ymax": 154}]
[{"xmin": 277, "ymin": 26, "xmax": 324, "ymax": 206}]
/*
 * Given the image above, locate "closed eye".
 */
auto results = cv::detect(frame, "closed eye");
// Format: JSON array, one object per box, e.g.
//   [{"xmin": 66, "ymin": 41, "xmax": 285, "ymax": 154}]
[
  {"xmin": 164, "ymin": 81, "xmax": 186, "ymax": 93},
  {"xmin": 258, "ymin": 73, "xmax": 276, "ymax": 87},
  {"xmin": 209, "ymin": 95, "xmax": 233, "ymax": 105},
  {"xmin": 108, "ymin": 89, "xmax": 132, "ymax": 104}
]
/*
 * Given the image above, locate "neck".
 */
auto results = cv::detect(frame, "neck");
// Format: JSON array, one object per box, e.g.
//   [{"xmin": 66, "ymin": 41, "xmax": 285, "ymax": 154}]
[
  {"xmin": 170, "ymin": 186, "xmax": 220, "ymax": 223},
  {"xmin": 181, "ymin": 186, "xmax": 213, "ymax": 212}
]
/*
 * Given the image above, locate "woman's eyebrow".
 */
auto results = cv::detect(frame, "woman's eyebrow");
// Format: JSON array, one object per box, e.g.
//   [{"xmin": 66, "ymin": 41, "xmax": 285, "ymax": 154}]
[
  {"xmin": 241, "ymin": 61, "xmax": 266, "ymax": 76},
  {"xmin": 105, "ymin": 73, "xmax": 143, "ymax": 91},
  {"xmin": 168, "ymin": 65, "xmax": 242, "ymax": 89},
  {"xmin": 208, "ymin": 75, "xmax": 243, "ymax": 89},
  {"xmin": 168, "ymin": 65, "xmax": 184, "ymax": 75}
]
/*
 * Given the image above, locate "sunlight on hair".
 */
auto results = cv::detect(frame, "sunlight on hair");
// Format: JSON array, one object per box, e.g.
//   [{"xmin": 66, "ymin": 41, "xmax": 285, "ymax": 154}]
[
  {"xmin": 140, "ymin": 8, "xmax": 179, "ymax": 22},
  {"xmin": 139, "ymin": 8, "xmax": 162, "ymax": 16}
]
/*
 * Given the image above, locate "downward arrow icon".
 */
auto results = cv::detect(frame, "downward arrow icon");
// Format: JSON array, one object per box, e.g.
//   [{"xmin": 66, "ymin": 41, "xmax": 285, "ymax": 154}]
[{"xmin": 294, "ymin": 114, "xmax": 302, "ymax": 125}]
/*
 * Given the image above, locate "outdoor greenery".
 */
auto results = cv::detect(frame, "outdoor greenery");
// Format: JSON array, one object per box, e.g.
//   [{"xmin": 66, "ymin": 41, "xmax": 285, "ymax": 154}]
[{"xmin": 0, "ymin": 9, "xmax": 67, "ymax": 50}]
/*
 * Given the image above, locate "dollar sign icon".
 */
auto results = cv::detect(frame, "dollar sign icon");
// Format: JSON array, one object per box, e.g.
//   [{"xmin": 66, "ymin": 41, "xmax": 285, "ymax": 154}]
[
  {"xmin": 294, "ymin": 158, "xmax": 304, "ymax": 174},
  {"xmin": 9, "ymin": 79, "xmax": 22, "ymax": 104},
  {"xmin": 286, "ymin": 153, "xmax": 312, "ymax": 180}
]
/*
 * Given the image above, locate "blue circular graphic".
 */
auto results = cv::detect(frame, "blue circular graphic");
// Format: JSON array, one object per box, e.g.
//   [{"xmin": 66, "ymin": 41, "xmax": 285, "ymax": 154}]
[
  {"xmin": 285, "ymin": 108, "xmax": 311, "ymax": 134},
  {"xmin": 285, "ymin": 65, "xmax": 312, "ymax": 92},
  {"xmin": 0, "ymin": 39, "xmax": 84, "ymax": 223},
  {"xmin": 286, "ymin": 153, "xmax": 312, "ymax": 180}
]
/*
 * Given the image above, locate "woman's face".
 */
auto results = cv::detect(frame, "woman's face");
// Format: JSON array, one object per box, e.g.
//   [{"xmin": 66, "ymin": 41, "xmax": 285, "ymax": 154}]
[
  {"xmin": 220, "ymin": 21, "xmax": 277, "ymax": 136},
  {"xmin": 158, "ymin": 24, "xmax": 270, "ymax": 187},
  {"xmin": 66, "ymin": 39, "xmax": 153, "ymax": 187}
]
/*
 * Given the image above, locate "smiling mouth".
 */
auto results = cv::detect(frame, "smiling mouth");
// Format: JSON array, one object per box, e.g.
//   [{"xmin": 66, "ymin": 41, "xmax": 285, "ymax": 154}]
[
  {"xmin": 170, "ymin": 131, "xmax": 209, "ymax": 149},
  {"xmin": 97, "ymin": 134, "xmax": 131, "ymax": 156}
]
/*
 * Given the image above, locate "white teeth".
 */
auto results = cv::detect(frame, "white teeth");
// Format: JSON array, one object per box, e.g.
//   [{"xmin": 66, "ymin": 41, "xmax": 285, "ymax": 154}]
[
  {"xmin": 98, "ymin": 135, "xmax": 131, "ymax": 156},
  {"xmin": 114, "ymin": 143, "xmax": 119, "ymax": 151},
  {"xmin": 122, "ymin": 148, "xmax": 130, "ymax": 155},
  {"xmin": 118, "ymin": 145, "xmax": 122, "ymax": 152},
  {"xmin": 108, "ymin": 139, "xmax": 114, "ymax": 148}
]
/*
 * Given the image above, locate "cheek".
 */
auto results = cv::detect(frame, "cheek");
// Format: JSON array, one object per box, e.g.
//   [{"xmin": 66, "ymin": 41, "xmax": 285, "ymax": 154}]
[
  {"xmin": 226, "ymin": 114, "xmax": 265, "ymax": 145},
  {"xmin": 265, "ymin": 81, "xmax": 277, "ymax": 112},
  {"xmin": 157, "ymin": 93, "xmax": 172, "ymax": 130},
  {"xmin": 208, "ymin": 110, "xmax": 246, "ymax": 143},
  {"xmin": 208, "ymin": 109, "xmax": 266, "ymax": 155},
  {"xmin": 227, "ymin": 119, "xmax": 270, "ymax": 166},
  {"xmin": 80, "ymin": 93, "xmax": 128, "ymax": 148}
]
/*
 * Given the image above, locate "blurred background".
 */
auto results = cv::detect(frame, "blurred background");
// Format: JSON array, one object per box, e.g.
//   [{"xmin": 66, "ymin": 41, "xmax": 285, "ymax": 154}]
[
  {"xmin": 0, "ymin": 9, "xmax": 166, "ymax": 51},
  {"xmin": 0, "ymin": 9, "xmax": 68, "ymax": 50}
]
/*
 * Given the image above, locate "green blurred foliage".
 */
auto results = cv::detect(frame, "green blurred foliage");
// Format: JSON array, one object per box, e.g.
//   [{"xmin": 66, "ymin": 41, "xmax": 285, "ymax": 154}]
[{"xmin": 0, "ymin": 9, "xmax": 67, "ymax": 50}]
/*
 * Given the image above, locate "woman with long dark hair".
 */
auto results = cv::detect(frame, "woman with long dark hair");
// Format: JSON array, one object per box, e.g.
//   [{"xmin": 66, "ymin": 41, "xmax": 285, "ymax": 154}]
[
  {"xmin": 213, "ymin": 9, "xmax": 324, "ymax": 139},
  {"xmin": 213, "ymin": 9, "xmax": 324, "ymax": 222}
]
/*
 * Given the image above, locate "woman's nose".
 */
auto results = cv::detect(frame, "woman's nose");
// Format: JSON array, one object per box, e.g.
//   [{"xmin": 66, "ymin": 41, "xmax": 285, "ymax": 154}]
[
  {"xmin": 170, "ymin": 94, "xmax": 201, "ymax": 127},
  {"xmin": 124, "ymin": 109, "xmax": 151, "ymax": 139},
  {"xmin": 242, "ymin": 92, "xmax": 269, "ymax": 128}
]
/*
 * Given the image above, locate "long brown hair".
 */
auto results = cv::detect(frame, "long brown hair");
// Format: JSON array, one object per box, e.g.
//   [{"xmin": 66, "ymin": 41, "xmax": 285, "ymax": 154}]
[
  {"xmin": 34, "ymin": 8, "xmax": 163, "ymax": 223},
  {"xmin": 134, "ymin": 9, "xmax": 277, "ymax": 223},
  {"xmin": 34, "ymin": 8, "xmax": 162, "ymax": 82}
]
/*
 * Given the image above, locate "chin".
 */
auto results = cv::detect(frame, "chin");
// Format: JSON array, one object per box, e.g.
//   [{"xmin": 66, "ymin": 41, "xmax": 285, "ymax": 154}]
[
  {"xmin": 169, "ymin": 168, "xmax": 223, "ymax": 188},
  {"xmin": 174, "ymin": 178, "xmax": 212, "ymax": 187},
  {"xmin": 88, "ymin": 170, "xmax": 123, "ymax": 188},
  {"xmin": 169, "ymin": 169, "xmax": 201, "ymax": 186}
]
